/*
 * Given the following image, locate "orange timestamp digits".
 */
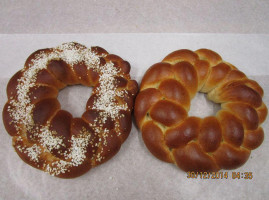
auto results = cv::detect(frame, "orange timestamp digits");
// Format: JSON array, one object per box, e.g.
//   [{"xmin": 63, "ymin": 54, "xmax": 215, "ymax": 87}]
[
  {"xmin": 186, "ymin": 171, "xmax": 253, "ymax": 179},
  {"xmin": 187, "ymin": 171, "xmax": 228, "ymax": 179},
  {"xmin": 231, "ymin": 172, "xmax": 253, "ymax": 179}
]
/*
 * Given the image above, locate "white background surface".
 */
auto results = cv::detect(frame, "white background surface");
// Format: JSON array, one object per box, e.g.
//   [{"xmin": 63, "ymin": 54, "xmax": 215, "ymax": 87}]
[
  {"xmin": 0, "ymin": 0, "xmax": 269, "ymax": 33},
  {"xmin": 1, "ymin": 0, "xmax": 269, "ymax": 199},
  {"xmin": 0, "ymin": 34, "xmax": 268, "ymax": 200}
]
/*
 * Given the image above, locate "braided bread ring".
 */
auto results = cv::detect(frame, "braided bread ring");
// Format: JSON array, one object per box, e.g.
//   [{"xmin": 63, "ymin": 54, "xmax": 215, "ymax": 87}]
[
  {"xmin": 135, "ymin": 49, "xmax": 267, "ymax": 172},
  {"xmin": 3, "ymin": 42, "xmax": 138, "ymax": 178}
]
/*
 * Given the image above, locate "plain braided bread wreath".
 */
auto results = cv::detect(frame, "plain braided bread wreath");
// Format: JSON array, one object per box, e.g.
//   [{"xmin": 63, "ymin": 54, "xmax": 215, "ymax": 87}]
[
  {"xmin": 135, "ymin": 49, "xmax": 267, "ymax": 172},
  {"xmin": 2, "ymin": 42, "xmax": 138, "ymax": 178}
]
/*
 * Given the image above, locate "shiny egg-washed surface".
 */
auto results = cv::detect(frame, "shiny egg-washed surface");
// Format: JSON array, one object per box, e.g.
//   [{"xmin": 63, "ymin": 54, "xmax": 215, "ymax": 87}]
[
  {"xmin": 135, "ymin": 49, "xmax": 267, "ymax": 172},
  {"xmin": 2, "ymin": 42, "xmax": 138, "ymax": 178}
]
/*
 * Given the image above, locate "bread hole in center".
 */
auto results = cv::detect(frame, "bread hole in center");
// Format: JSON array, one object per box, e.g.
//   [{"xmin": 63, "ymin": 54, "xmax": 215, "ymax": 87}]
[
  {"xmin": 57, "ymin": 85, "xmax": 93, "ymax": 118},
  {"xmin": 188, "ymin": 92, "xmax": 221, "ymax": 118}
]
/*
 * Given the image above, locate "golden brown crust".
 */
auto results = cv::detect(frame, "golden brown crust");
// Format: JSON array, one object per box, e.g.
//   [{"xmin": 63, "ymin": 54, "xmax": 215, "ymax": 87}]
[
  {"xmin": 135, "ymin": 48, "xmax": 267, "ymax": 172},
  {"xmin": 142, "ymin": 121, "xmax": 172, "ymax": 163},
  {"xmin": 3, "ymin": 42, "xmax": 138, "ymax": 178}
]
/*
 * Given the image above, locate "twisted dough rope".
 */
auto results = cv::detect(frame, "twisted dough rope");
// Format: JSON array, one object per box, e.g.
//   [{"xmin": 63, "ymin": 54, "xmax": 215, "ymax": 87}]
[
  {"xmin": 135, "ymin": 49, "xmax": 267, "ymax": 172},
  {"xmin": 3, "ymin": 42, "xmax": 138, "ymax": 178}
]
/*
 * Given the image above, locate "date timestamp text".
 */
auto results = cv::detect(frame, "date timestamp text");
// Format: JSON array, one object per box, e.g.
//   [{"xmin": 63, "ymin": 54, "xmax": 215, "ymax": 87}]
[{"xmin": 186, "ymin": 171, "xmax": 253, "ymax": 179}]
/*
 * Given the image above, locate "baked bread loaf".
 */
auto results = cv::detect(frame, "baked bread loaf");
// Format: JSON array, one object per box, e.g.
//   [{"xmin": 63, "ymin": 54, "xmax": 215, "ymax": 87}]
[
  {"xmin": 3, "ymin": 42, "xmax": 138, "ymax": 178},
  {"xmin": 135, "ymin": 49, "xmax": 267, "ymax": 172}
]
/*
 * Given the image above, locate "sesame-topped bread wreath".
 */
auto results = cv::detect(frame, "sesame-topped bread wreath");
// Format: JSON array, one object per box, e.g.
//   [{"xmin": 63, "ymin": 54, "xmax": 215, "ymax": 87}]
[{"xmin": 3, "ymin": 42, "xmax": 138, "ymax": 178}]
